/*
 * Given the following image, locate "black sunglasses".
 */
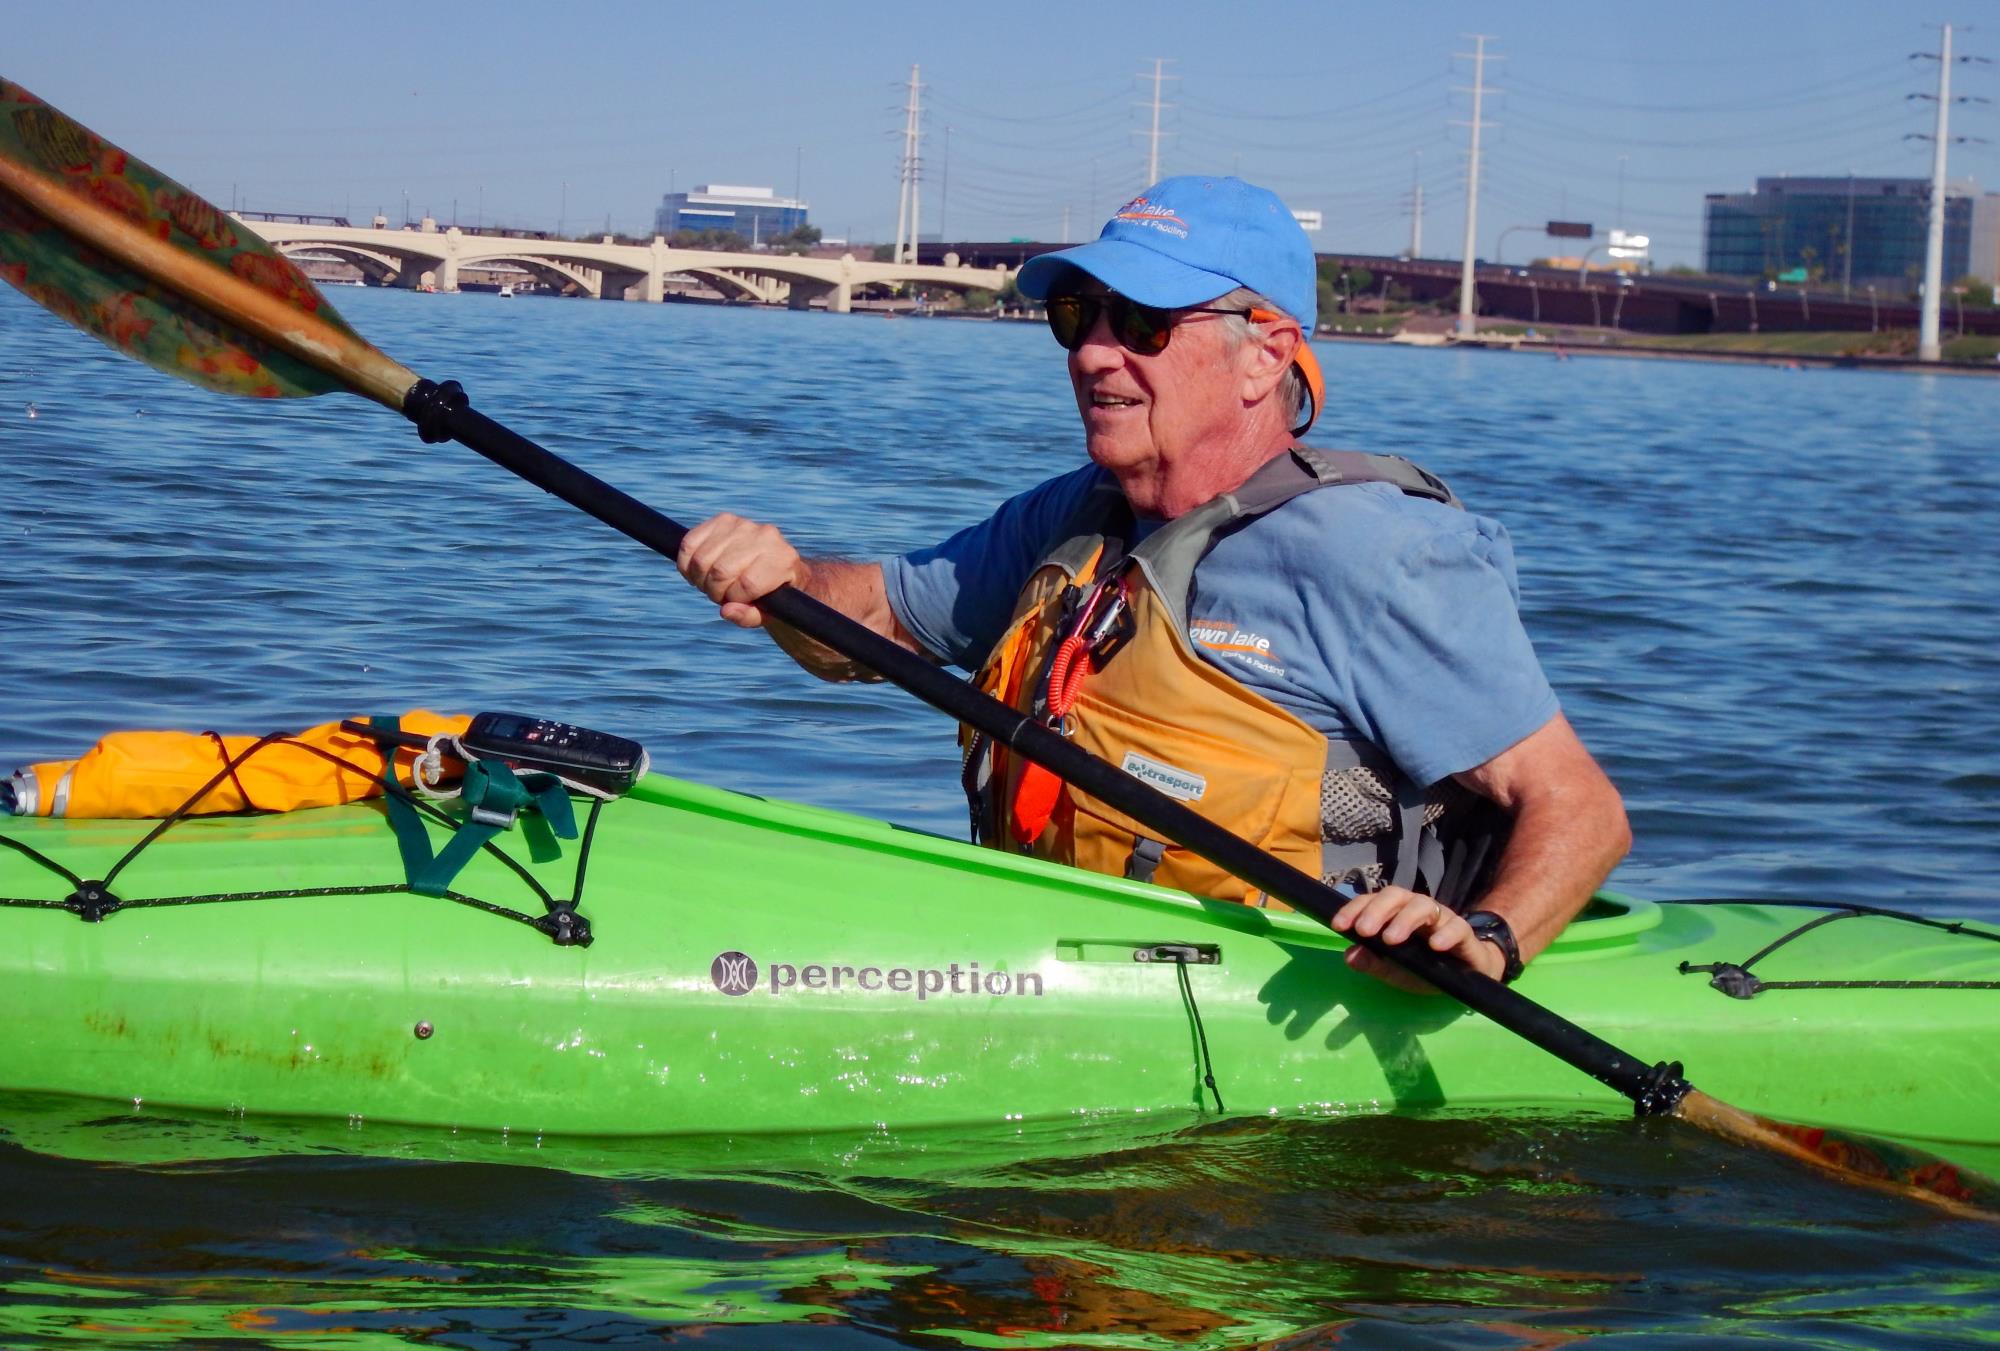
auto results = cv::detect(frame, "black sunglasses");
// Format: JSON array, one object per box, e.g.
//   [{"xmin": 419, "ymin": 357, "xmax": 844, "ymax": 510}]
[{"xmin": 1045, "ymin": 292, "xmax": 1264, "ymax": 355}]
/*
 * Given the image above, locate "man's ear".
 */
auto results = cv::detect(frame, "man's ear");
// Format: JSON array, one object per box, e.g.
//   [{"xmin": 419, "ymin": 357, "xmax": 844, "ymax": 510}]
[{"xmin": 1241, "ymin": 316, "xmax": 1301, "ymax": 404}]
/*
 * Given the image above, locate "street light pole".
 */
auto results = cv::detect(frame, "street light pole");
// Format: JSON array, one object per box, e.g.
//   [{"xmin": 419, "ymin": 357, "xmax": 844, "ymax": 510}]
[{"xmin": 1496, "ymin": 224, "xmax": 1535, "ymax": 265}]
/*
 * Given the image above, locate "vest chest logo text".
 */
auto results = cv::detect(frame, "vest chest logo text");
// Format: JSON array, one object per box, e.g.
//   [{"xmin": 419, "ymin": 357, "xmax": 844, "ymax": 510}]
[
  {"xmin": 1121, "ymin": 751, "xmax": 1207, "ymax": 801},
  {"xmin": 1190, "ymin": 618, "xmax": 1286, "ymax": 678}
]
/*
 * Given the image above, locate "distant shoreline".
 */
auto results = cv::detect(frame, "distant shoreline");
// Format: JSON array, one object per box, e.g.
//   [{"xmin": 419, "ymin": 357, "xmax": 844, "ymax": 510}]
[{"xmin": 1309, "ymin": 329, "xmax": 2000, "ymax": 378}]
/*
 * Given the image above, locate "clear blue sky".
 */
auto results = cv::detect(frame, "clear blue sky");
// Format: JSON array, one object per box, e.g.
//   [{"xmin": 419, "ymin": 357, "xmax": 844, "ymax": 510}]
[{"xmin": 8, "ymin": 2, "xmax": 1991, "ymax": 267}]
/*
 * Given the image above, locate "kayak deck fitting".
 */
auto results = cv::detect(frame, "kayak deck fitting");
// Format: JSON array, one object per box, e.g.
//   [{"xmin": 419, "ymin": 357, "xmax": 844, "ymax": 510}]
[{"xmin": 1, "ymin": 772, "xmax": 1996, "ymax": 1154}]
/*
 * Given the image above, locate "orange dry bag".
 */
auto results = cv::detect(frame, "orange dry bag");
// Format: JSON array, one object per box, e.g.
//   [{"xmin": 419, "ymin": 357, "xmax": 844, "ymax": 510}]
[{"xmin": 3, "ymin": 711, "xmax": 472, "ymax": 818}]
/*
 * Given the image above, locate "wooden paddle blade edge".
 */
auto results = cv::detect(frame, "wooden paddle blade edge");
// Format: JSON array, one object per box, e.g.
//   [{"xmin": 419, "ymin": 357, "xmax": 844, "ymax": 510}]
[
  {"xmin": 0, "ymin": 78, "xmax": 362, "ymax": 336},
  {"xmin": 1676, "ymin": 1088, "xmax": 2000, "ymax": 1221},
  {"xmin": 1, "ymin": 185, "xmax": 339, "ymax": 399},
  {"xmin": 0, "ymin": 80, "xmax": 418, "ymax": 409}
]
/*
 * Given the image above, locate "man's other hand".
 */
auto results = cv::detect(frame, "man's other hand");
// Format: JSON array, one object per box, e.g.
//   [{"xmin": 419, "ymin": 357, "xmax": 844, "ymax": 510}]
[{"xmin": 1330, "ymin": 886, "xmax": 1507, "ymax": 994}]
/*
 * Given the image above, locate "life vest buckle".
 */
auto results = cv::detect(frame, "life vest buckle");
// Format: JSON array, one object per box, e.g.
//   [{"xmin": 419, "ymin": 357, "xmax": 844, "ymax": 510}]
[{"xmin": 1082, "ymin": 591, "xmax": 1134, "ymax": 667}]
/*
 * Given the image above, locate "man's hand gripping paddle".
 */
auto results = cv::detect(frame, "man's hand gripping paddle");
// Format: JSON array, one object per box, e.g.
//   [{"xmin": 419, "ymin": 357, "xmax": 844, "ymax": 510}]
[{"xmin": 1, "ymin": 76, "xmax": 1993, "ymax": 1219}]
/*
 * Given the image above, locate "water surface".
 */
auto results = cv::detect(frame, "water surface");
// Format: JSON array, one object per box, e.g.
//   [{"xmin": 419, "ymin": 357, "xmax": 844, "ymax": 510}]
[{"xmin": 1, "ymin": 285, "xmax": 1996, "ymax": 1346}]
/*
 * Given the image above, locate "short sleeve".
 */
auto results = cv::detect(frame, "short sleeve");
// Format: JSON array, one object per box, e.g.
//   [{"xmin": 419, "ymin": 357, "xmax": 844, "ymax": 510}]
[
  {"xmin": 882, "ymin": 466, "xmax": 1106, "ymax": 670},
  {"xmin": 1340, "ymin": 518, "xmax": 1559, "ymax": 787}
]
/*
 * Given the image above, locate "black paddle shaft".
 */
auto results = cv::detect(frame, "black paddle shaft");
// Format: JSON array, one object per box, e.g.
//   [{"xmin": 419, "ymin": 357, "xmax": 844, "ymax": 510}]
[{"xmin": 404, "ymin": 378, "xmax": 1692, "ymax": 1116}]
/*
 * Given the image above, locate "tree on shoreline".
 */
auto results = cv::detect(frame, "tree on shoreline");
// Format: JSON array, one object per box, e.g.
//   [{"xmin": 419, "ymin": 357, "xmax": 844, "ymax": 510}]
[
  {"xmin": 768, "ymin": 225, "xmax": 822, "ymax": 256},
  {"xmin": 672, "ymin": 228, "xmax": 750, "ymax": 251}
]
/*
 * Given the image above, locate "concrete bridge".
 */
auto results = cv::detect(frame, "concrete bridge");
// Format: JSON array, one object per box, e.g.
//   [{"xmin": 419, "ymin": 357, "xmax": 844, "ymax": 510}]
[{"xmin": 236, "ymin": 217, "xmax": 1011, "ymax": 313}]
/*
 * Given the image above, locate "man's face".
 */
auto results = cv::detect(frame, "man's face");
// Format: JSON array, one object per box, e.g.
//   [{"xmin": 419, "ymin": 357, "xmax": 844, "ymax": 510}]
[{"xmin": 1064, "ymin": 283, "xmax": 1258, "ymax": 520}]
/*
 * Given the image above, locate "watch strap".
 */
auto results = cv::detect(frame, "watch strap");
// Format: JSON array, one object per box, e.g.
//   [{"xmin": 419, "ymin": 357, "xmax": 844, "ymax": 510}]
[{"xmin": 1465, "ymin": 909, "xmax": 1524, "ymax": 984}]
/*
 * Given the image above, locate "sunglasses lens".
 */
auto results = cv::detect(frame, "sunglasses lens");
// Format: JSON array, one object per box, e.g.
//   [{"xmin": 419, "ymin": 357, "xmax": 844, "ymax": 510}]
[
  {"xmin": 1046, "ymin": 294, "xmax": 1175, "ymax": 355},
  {"xmin": 1115, "ymin": 300, "xmax": 1173, "ymax": 354},
  {"xmin": 1047, "ymin": 295, "xmax": 1092, "ymax": 350}
]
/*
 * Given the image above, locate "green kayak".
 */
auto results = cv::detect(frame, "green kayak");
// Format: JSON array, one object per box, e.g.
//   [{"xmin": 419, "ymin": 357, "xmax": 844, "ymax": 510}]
[{"xmin": 1, "ymin": 772, "xmax": 1996, "ymax": 1152}]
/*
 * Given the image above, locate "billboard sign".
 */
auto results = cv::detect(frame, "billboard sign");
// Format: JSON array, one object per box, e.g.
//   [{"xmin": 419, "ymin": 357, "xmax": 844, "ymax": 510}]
[{"xmin": 1546, "ymin": 220, "xmax": 1593, "ymax": 239}]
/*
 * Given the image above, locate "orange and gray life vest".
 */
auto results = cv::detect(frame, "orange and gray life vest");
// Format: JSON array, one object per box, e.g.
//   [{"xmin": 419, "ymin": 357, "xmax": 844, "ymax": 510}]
[{"xmin": 959, "ymin": 446, "xmax": 1510, "ymax": 910}]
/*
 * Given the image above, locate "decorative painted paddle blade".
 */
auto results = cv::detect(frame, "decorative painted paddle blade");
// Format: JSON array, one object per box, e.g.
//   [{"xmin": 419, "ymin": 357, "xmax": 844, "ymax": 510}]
[
  {"xmin": 1677, "ymin": 1090, "xmax": 2000, "ymax": 1220},
  {"xmin": 0, "ymin": 77, "xmax": 350, "ymax": 399}
]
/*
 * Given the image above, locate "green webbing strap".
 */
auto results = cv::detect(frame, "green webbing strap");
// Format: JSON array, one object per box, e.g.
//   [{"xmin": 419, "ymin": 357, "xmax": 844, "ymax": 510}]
[
  {"xmin": 369, "ymin": 715, "xmax": 577, "ymax": 898},
  {"xmin": 372, "ymin": 715, "xmax": 436, "ymax": 885}
]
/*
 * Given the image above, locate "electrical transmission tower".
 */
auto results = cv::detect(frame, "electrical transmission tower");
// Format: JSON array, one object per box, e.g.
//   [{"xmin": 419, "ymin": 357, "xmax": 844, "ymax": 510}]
[
  {"xmin": 893, "ymin": 64, "xmax": 924, "ymax": 267},
  {"xmin": 1910, "ymin": 23, "xmax": 1990, "ymax": 361},
  {"xmin": 1451, "ymin": 36, "xmax": 1499, "ymax": 339},
  {"xmin": 1405, "ymin": 151, "xmax": 1424, "ymax": 259},
  {"xmin": 1136, "ymin": 59, "xmax": 1175, "ymax": 186}
]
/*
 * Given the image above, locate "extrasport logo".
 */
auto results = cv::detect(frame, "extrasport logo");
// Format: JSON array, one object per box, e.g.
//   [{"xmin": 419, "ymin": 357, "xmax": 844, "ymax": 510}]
[
  {"xmin": 1120, "ymin": 750, "xmax": 1206, "ymax": 802},
  {"xmin": 1113, "ymin": 195, "xmax": 1189, "ymax": 240},
  {"xmin": 709, "ymin": 951, "xmax": 1046, "ymax": 1001}
]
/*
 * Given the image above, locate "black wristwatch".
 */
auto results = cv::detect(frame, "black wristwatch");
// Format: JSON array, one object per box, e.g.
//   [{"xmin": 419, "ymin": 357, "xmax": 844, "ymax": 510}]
[{"xmin": 1464, "ymin": 910, "xmax": 1524, "ymax": 984}]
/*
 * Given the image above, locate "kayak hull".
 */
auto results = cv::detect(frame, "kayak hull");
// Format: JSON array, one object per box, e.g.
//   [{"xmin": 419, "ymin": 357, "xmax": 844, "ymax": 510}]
[{"xmin": 2, "ymin": 775, "xmax": 1995, "ymax": 1148}]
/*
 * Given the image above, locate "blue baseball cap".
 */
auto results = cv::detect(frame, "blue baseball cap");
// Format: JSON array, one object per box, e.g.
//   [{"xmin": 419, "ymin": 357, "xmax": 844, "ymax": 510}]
[{"xmin": 1016, "ymin": 175, "xmax": 1318, "ymax": 330}]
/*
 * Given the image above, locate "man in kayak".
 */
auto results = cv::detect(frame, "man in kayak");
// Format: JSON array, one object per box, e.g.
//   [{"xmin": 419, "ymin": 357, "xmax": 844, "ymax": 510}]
[{"xmin": 676, "ymin": 176, "xmax": 1628, "ymax": 992}]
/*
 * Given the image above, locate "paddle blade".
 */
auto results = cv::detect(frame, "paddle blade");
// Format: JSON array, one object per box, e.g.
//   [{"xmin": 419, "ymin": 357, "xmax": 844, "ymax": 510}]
[
  {"xmin": 1676, "ymin": 1089, "xmax": 2000, "ymax": 1220},
  {"xmin": 0, "ymin": 77, "xmax": 355, "ymax": 399}
]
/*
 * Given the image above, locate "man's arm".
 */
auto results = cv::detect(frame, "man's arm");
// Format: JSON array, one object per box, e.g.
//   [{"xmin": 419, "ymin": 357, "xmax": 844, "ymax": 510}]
[
  {"xmin": 675, "ymin": 513, "xmax": 932, "ymax": 682},
  {"xmin": 1332, "ymin": 712, "xmax": 1630, "ymax": 992}
]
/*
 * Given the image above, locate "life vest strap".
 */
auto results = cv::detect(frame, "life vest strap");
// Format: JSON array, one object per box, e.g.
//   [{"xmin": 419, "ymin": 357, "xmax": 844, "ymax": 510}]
[{"xmin": 1125, "ymin": 836, "xmax": 1168, "ymax": 884}]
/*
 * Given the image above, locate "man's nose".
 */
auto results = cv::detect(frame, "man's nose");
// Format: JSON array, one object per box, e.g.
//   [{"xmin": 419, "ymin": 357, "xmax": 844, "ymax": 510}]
[{"xmin": 1071, "ymin": 307, "xmax": 1123, "ymax": 370}]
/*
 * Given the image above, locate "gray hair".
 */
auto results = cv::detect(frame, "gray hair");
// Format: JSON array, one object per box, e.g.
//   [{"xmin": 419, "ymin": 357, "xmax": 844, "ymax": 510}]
[{"xmin": 1212, "ymin": 286, "xmax": 1308, "ymax": 429}]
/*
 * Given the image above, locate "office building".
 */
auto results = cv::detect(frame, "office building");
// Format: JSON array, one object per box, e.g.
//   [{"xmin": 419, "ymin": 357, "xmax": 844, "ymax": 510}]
[
  {"xmin": 1703, "ymin": 177, "xmax": 1975, "ymax": 293},
  {"xmin": 656, "ymin": 185, "xmax": 808, "ymax": 243}
]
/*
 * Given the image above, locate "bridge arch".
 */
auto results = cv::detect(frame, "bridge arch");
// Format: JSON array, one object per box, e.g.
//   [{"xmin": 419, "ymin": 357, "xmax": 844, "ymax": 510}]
[
  {"xmin": 464, "ymin": 253, "xmax": 601, "ymax": 296},
  {"xmin": 675, "ymin": 267, "xmax": 779, "ymax": 303},
  {"xmin": 276, "ymin": 243, "xmax": 402, "ymax": 286}
]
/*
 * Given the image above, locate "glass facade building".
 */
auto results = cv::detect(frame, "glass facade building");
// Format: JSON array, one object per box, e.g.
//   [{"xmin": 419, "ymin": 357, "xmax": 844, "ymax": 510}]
[
  {"xmin": 1704, "ymin": 177, "xmax": 1972, "ymax": 294},
  {"xmin": 655, "ymin": 185, "xmax": 809, "ymax": 243}
]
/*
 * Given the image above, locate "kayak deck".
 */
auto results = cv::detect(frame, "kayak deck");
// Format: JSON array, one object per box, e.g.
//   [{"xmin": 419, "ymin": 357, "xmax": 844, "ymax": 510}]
[{"xmin": 0, "ymin": 773, "xmax": 1995, "ymax": 1148}]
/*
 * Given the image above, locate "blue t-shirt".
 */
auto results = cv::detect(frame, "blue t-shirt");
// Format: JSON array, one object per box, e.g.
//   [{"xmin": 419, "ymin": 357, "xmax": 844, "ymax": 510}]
[{"xmin": 882, "ymin": 465, "xmax": 1559, "ymax": 789}]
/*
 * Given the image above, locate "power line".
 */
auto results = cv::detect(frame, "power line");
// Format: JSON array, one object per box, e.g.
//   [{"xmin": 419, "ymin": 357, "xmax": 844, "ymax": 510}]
[
  {"xmin": 1178, "ymin": 71, "xmax": 1452, "ymax": 125},
  {"xmin": 1504, "ymin": 58, "xmax": 1913, "ymax": 115},
  {"xmin": 928, "ymin": 87, "xmax": 1131, "ymax": 126}
]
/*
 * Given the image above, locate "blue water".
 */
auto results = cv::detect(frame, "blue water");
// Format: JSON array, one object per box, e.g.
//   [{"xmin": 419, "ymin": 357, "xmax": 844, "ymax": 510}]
[{"xmin": 2, "ymin": 284, "xmax": 1998, "ymax": 1346}]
